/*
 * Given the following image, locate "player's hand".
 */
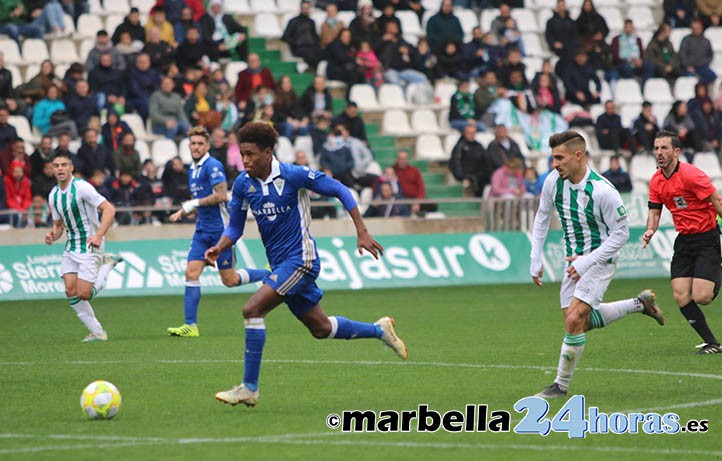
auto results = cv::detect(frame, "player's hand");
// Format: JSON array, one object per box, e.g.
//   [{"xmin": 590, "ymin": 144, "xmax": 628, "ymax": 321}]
[
  {"xmin": 642, "ymin": 229, "xmax": 654, "ymax": 249},
  {"xmin": 565, "ymin": 255, "xmax": 580, "ymax": 281},
  {"xmin": 44, "ymin": 231, "xmax": 55, "ymax": 245},
  {"xmin": 169, "ymin": 209, "xmax": 184, "ymax": 222},
  {"xmin": 357, "ymin": 230, "xmax": 384, "ymax": 259},
  {"xmin": 532, "ymin": 267, "xmax": 544, "ymax": 287},
  {"xmin": 205, "ymin": 246, "xmax": 221, "ymax": 266},
  {"xmin": 87, "ymin": 234, "xmax": 103, "ymax": 249}
]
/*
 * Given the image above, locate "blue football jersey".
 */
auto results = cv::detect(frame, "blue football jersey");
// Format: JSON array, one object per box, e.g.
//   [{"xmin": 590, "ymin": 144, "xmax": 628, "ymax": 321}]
[
  {"xmin": 188, "ymin": 154, "xmax": 228, "ymax": 233},
  {"xmin": 228, "ymin": 159, "xmax": 333, "ymax": 267}
]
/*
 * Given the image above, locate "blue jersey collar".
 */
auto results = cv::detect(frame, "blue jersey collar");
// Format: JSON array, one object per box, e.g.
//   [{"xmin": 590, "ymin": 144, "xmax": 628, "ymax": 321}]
[
  {"xmin": 190, "ymin": 153, "xmax": 211, "ymax": 170},
  {"xmin": 260, "ymin": 158, "xmax": 281, "ymax": 185}
]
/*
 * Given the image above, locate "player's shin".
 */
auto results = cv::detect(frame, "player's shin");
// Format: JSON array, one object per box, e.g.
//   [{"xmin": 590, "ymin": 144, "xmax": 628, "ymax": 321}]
[
  {"xmin": 327, "ymin": 316, "xmax": 382, "ymax": 339},
  {"xmin": 184, "ymin": 280, "xmax": 201, "ymax": 325},
  {"xmin": 243, "ymin": 318, "xmax": 266, "ymax": 392},
  {"xmin": 681, "ymin": 301, "xmax": 720, "ymax": 345},
  {"xmin": 236, "ymin": 268, "xmax": 271, "ymax": 286},
  {"xmin": 70, "ymin": 297, "xmax": 104, "ymax": 334},
  {"xmin": 554, "ymin": 333, "xmax": 586, "ymax": 391},
  {"xmin": 593, "ymin": 298, "xmax": 641, "ymax": 328}
]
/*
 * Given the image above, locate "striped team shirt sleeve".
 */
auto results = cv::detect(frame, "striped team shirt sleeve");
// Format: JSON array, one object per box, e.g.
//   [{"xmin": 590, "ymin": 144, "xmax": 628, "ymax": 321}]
[
  {"xmin": 529, "ymin": 172, "xmax": 556, "ymax": 276},
  {"xmin": 76, "ymin": 180, "xmax": 106, "ymax": 209},
  {"xmin": 48, "ymin": 189, "xmax": 61, "ymax": 221}
]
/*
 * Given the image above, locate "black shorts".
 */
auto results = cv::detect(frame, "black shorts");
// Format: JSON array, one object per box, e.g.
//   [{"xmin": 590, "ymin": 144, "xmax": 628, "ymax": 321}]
[{"xmin": 671, "ymin": 228, "xmax": 721, "ymax": 294}]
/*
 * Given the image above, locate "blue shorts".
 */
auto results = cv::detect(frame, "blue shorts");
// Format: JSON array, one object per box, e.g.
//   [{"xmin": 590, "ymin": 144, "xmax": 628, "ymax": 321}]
[
  {"xmin": 265, "ymin": 258, "xmax": 323, "ymax": 318},
  {"xmin": 188, "ymin": 230, "xmax": 235, "ymax": 270}
]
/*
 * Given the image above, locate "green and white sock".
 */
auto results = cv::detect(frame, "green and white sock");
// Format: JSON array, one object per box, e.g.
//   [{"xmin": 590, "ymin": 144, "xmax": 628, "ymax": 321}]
[
  {"xmin": 554, "ymin": 333, "xmax": 586, "ymax": 391},
  {"xmin": 596, "ymin": 298, "xmax": 641, "ymax": 327},
  {"xmin": 70, "ymin": 298, "xmax": 103, "ymax": 334}
]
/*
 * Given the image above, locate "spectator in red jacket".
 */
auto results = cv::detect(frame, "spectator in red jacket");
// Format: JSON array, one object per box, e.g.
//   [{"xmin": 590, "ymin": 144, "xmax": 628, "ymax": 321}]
[
  {"xmin": 392, "ymin": 149, "xmax": 426, "ymax": 215},
  {"xmin": 0, "ymin": 138, "xmax": 31, "ymax": 179},
  {"xmin": 4, "ymin": 159, "xmax": 31, "ymax": 227},
  {"xmin": 235, "ymin": 53, "xmax": 276, "ymax": 106}
]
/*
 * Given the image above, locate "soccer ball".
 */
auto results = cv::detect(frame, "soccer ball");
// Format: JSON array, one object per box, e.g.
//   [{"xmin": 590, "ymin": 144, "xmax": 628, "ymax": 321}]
[{"xmin": 80, "ymin": 380, "xmax": 122, "ymax": 420}]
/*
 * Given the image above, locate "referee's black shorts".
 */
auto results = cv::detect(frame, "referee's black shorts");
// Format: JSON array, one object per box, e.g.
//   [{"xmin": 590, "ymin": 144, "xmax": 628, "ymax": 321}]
[{"xmin": 671, "ymin": 227, "xmax": 722, "ymax": 295}]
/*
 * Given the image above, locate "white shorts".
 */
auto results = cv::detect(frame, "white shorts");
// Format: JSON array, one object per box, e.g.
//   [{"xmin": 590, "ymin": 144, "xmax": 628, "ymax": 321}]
[
  {"xmin": 60, "ymin": 251, "xmax": 102, "ymax": 283},
  {"xmin": 559, "ymin": 261, "xmax": 616, "ymax": 309}
]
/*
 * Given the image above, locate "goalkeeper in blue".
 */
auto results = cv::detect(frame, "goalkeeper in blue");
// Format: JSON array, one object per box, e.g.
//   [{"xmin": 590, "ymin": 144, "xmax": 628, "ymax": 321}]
[
  {"xmin": 206, "ymin": 122, "xmax": 408, "ymax": 407},
  {"xmin": 167, "ymin": 126, "xmax": 270, "ymax": 338}
]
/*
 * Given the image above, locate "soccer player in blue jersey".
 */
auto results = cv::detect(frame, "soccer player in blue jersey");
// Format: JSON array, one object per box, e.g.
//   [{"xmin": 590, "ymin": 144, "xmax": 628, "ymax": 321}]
[
  {"xmin": 207, "ymin": 122, "xmax": 408, "ymax": 407},
  {"xmin": 167, "ymin": 126, "xmax": 270, "ymax": 337}
]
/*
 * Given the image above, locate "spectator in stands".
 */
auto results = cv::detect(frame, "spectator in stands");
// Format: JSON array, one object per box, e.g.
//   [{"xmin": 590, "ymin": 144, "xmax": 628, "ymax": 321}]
[
  {"xmin": 437, "ymin": 41, "xmax": 466, "ymax": 80},
  {"xmin": 53, "ymin": 131, "xmax": 75, "ymax": 159},
  {"xmin": 282, "ymin": 1, "xmax": 322, "ymax": 68},
  {"xmin": 563, "ymin": 49, "xmax": 601, "ymax": 106},
  {"xmin": 101, "ymin": 109, "xmax": 132, "ymax": 151},
  {"xmin": 320, "ymin": 127, "xmax": 355, "ymax": 188},
  {"xmin": 126, "ymin": 53, "xmax": 160, "ymax": 122},
  {"xmin": 234, "ymin": 53, "xmax": 275, "ymax": 104},
  {"xmin": 334, "ymin": 122, "xmax": 377, "ymax": 189},
  {"xmin": 449, "ymin": 123, "xmax": 492, "ymax": 196},
  {"xmin": 88, "ymin": 53, "xmax": 126, "ymax": 114},
  {"xmin": 384, "ymin": 0, "xmax": 425, "ymax": 22},
  {"xmin": 186, "ymin": 80, "xmax": 220, "ymax": 129},
  {"xmin": 0, "ymin": 136, "xmax": 30, "ymax": 177},
  {"xmin": 506, "ymin": 69, "xmax": 535, "ymax": 113},
  {"xmin": 489, "ymin": 157, "xmax": 528, "ymax": 198},
  {"xmin": 272, "ymin": 75, "xmax": 308, "ymax": 141},
  {"xmin": 663, "ymin": 0, "xmax": 695, "ymax": 28},
  {"xmin": 426, "ymin": 0, "xmax": 463, "ymax": 54},
  {"xmin": 108, "ymin": 170, "xmax": 151, "ymax": 225},
  {"xmin": 325, "ymin": 28, "xmax": 361, "ymax": 85},
  {"xmin": 19, "ymin": 59, "xmax": 63, "ymax": 105},
  {"xmin": 112, "ymin": 132, "xmax": 142, "ymax": 179},
  {"xmin": 531, "ymin": 72, "xmax": 562, "ymax": 114},
  {"xmin": 112, "ymin": 6, "xmax": 145, "ymax": 45},
  {"xmin": 333, "ymin": 101, "xmax": 367, "ymax": 145},
  {"xmin": 348, "ymin": 0, "xmax": 379, "ymax": 50},
  {"xmin": 149, "ymin": 76, "xmax": 190, "ymax": 139},
  {"xmin": 602, "ymin": 155, "xmax": 632, "ymax": 193},
  {"xmin": 690, "ymin": 98, "xmax": 722, "ymax": 152},
  {"xmin": 15, "ymin": 0, "xmax": 68, "ymax": 37},
  {"xmin": 498, "ymin": 47, "xmax": 526, "ymax": 88},
  {"xmin": 299, "ymin": 76, "xmax": 334, "ymax": 122},
  {"xmin": 663, "ymin": 100, "xmax": 703, "ymax": 152},
  {"xmin": 30, "ymin": 135, "xmax": 52, "ymax": 179},
  {"xmin": 0, "ymin": 107, "xmax": 16, "ymax": 153},
  {"xmin": 463, "ymin": 27, "xmax": 488, "ymax": 79},
  {"xmin": 678, "ymin": 20, "xmax": 716, "ymax": 84},
  {"xmin": 576, "ymin": 0, "xmax": 609, "ymax": 53},
  {"xmin": 174, "ymin": 6, "xmax": 199, "ymax": 45},
  {"xmin": 364, "ymin": 181, "xmax": 411, "ymax": 218},
  {"xmin": 77, "ymin": 128, "xmax": 114, "ymax": 178},
  {"xmin": 378, "ymin": 22, "xmax": 428, "ymax": 87},
  {"xmin": 32, "ymin": 84, "xmax": 73, "ymax": 136},
  {"xmin": 595, "ymin": 100, "xmax": 635, "ymax": 153},
  {"xmin": 646, "ymin": 22, "xmax": 679, "ymax": 82},
  {"xmin": 449, "ymin": 80, "xmax": 485, "ymax": 132},
  {"xmin": 413, "ymin": 37, "xmax": 441, "ymax": 83},
  {"xmin": 501, "ymin": 17, "xmax": 525, "ymax": 56},
  {"xmin": 321, "ymin": 3, "xmax": 346, "ymax": 50},
  {"xmin": 4, "ymin": 159, "xmax": 30, "ymax": 227},
  {"xmin": 0, "ymin": 1, "xmax": 42, "ymax": 45},
  {"xmin": 61, "ymin": 62, "xmax": 84, "ymax": 99},
  {"xmin": 524, "ymin": 167, "xmax": 541, "ymax": 196},
  {"xmin": 697, "ymin": 0, "xmax": 721, "ymax": 28},
  {"xmin": 26, "ymin": 194, "xmax": 50, "ymax": 228},
  {"xmin": 309, "ymin": 114, "xmax": 331, "ymax": 157},
  {"xmin": 474, "ymin": 70, "xmax": 506, "ymax": 126},
  {"xmin": 356, "ymin": 40, "xmax": 384, "ymax": 87},
  {"xmin": 546, "ymin": 0, "xmax": 579, "ymax": 69},
  {"xmin": 63, "ymin": 79, "xmax": 97, "ymax": 135},
  {"xmin": 145, "ymin": 6, "xmax": 175, "ymax": 45},
  {"xmin": 207, "ymin": 126, "xmax": 228, "ymax": 170},
  {"xmin": 490, "ymin": 3, "xmax": 512, "ymax": 44},
  {"xmin": 611, "ymin": 19, "xmax": 652, "ymax": 80},
  {"xmin": 176, "ymin": 26, "xmax": 211, "ymax": 72},
  {"xmin": 487, "ymin": 124, "xmax": 525, "ymax": 166},
  {"xmin": 199, "ymin": 0, "xmax": 248, "ymax": 62},
  {"xmin": 632, "ymin": 101, "xmax": 659, "ymax": 153},
  {"xmin": 143, "ymin": 26, "xmax": 176, "ymax": 74},
  {"xmin": 162, "ymin": 156, "xmax": 189, "ymax": 204},
  {"xmin": 86, "ymin": 30, "xmax": 126, "ymax": 73},
  {"xmin": 687, "ymin": 81, "xmax": 711, "ymax": 116},
  {"xmin": 376, "ymin": 3, "xmax": 401, "ymax": 40},
  {"xmin": 152, "ymin": 0, "xmax": 206, "ymax": 24},
  {"xmin": 393, "ymin": 149, "xmax": 425, "ymax": 215},
  {"xmin": 30, "ymin": 159, "xmax": 54, "ymax": 198},
  {"xmin": 0, "ymin": 52, "xmax": 13, "ymax": 101}
]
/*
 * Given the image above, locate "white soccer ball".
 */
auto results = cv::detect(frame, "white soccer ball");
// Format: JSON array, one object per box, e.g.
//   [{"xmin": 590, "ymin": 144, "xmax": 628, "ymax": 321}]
[{"xmin": 80, "ymin": 380, "xmax": 122, "ymax": 420}]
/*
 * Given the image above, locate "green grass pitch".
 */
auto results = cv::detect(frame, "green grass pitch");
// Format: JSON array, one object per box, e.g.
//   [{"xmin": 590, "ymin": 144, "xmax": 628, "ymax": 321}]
[{"xmin": 1, "ymin": 278, "xmax": 721, "ymax": 460}]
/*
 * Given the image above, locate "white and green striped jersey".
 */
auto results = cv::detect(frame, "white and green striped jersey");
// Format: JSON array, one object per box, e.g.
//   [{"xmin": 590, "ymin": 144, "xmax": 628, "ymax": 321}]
[
  {"xmin": 530, "ymin": 166, "xmax": 630, "ymax": 277},
  {"xmin": 48, "ymin": 178, "xmax": 107, "ymax": 253}
]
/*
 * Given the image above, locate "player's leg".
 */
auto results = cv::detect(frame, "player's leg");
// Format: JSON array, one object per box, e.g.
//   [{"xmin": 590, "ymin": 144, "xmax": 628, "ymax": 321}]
[
  {"xmin": 167, "ymin": 259, "xmax": 205, "ymax": 337},
  {"xmin": 93, "ymin": 252, "xmax": 124, "ymax": 296},
  {"xmin": 66, "ymin": 253, "xmax": 107, "ymax": 341},
  {"xmin": 216, "ymin": 244, "xmax": 270, "ymax": 288},
  {"xmin": 215, "ymin": 284, "xmax": 284, "ymax": 407},
  {"xmin": 688, "ymin": 272, "xmax": 721, "ymax": 354}
]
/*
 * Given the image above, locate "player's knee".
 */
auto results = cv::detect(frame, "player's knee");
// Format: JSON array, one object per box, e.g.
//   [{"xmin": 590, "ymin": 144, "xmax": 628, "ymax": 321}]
[
  {"xmin": 220, "ymin": 273, "xmax": 238, "ymax": 287},
  {"xmin": 673, "ymin": 292, "xmax": 691, "ymax": 307},
  {"xmin": 695, "ymin": 291, "xmax": 714, "ymax": 305},
  {"xmin": 65, "ymin": 288, "xmax": 77, "ymax": 298},
  {"xmin": 242, "ymin": 303, "xmax": 262, "ymax": 319},
  {"xmin": 564, "ymin": 311, "xmax": 585, "ymax": 333},
  {"xmin": 77, "ymin": 289, "xmax": 92, "ymax": 301},
  {"xmin": 309, "ymin": 322, "xmax": 332, "ymax": 339}
]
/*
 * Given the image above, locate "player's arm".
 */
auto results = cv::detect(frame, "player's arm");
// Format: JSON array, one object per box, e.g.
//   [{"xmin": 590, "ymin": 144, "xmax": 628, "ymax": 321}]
[
  {"xmin": 706, "ymin": 190, "xmax": 722, "ymax": 219},
  {"xmin": 87, "ymin": 200, "xmax": 116, "ymax": 249},
  {"xmin": 306, "ymin": 170, "xmax": 383, "ymax": 258},
  {"xmin": 529, "ymin": 175, "xmax": 554, "ymax": 285},
  {"xmin": 642, "ymin": 206, "xmax": 662, "ymax": 249},
  {"xmin": 176, "ymin": 182, "xmax": 229, "ymax": 219},
  {"xmin": 45, "ymin": 219, "xmax": 65, "ymax": 245}
]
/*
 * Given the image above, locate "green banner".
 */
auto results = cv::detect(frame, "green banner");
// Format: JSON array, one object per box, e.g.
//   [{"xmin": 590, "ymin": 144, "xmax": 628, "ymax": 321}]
[{"xmin": 0, "ymin": 228, "xmax": 677, "ymax": 301}]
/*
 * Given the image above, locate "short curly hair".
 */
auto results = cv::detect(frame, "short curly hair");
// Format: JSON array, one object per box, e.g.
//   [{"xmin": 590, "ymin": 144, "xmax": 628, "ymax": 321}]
[{"xmin": 237, "ymin": 122, "xmax": 278, "ymax": 151}]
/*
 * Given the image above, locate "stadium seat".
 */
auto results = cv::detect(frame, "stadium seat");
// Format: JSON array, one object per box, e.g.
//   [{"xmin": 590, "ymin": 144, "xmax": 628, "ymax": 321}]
[
  {"xmin": 670, "ymin": 28, "xmax": 690, "ymax": 52},
  {"xmin": 706, "ymin": 27, "xmax": 722, "ymax": 53},
  {"xmin": 135, "ymin": 139, "xmax": 150, "ymax": 163},
  {"xmin": 224, "ymin": 61, "xmax": 248, "ymax": 89},
  {"xmin": 88, "ymin": 0, "xmax": 106, "ymax": 16},
  {"xmin": 588, "ymin": 103, "xmax": 604, "ymax": 122},
  {"xmin": 444, "ymin": 133, "xmax": 460, "ymax": 155},
  {"xmin": 104, "ymin": 14, "xmax": 125, "ymax": 36},
  {"xmin": 293, "ymin": 135, "xmax": 315, "ymax": 163},
  {"xmin": 626, "ymin": 0, "xmax": 654, "ymax": 5},
  {"xmin": 151, "ymin": 139, "xmax": 179, "ymax": 168},
  {"xmin": 598, "ymin": 79, "xmax": 613, "ymax": 104},
  {"xmin": 596, "ymin": 154, "xmax": 627, "ymax": 173},
  {"xmin": 411, "ymin": 109, "xmax": 443, "ymax": 134},
  {"xmin": 537, "ymin": 8, "xmax": 553, "ymax": 29},
  {"xmin": 613, "ymin": 79, "xmax": 643, "ymax": 106},
  {"xmin": 62, "ymin": 13, "xmax": 75, "ymax": 33},
  {"xmin": 8, "ymin": 115, "xmax": 40, "ymax": 144},
  {"xmin": 250, "ymin": 0, "xmax": 278, "ymax": 13},
  {"xmin": 5, "ymin": 64, "xmax": 21, "ymax": 87},
  {"xmin": 277, "ymin": 0, "xmax": 301, "ymax": 13},
  {"xmin": 78, "ymin": 39, "xmax": 95, "ymax": 62},
  {"xmin": 402, "ymin": 34, "xmax": 419, "ymax": 46},
  {"xmin": 23, "ymin": 63, "xmax": 39, "ymax": 82},
  {"xmin": 178, "ymin": 138, "xmax": 191, "ymax": 164},
  {"xmin": 0, "ymin": 39, "xmax": 22, "ymax": 65},
  {"xmin": 535, "ymin": 156, "xmax": 551, "ymax": 175},
  {"xmin": 630, "ymin": 154, "xmax": 657, "ymax": 184},
  {"xmin": 652, "ymin": 103, "xmax": 672, "ymax": 126},
  {"xmin": 378, "ymin": 83, "xmax": 409, "ymax": 109},
  {"xmin": 310, "ymin": 11, "xmax": 327, "ymax": 33},
  {"xmin": 521, "ymin": 32, "xmax": 548, "ymax": 58},
  {"xmin": 276, "ymin": 136, "xmax": 295, "ymax": 163},
  {"xmin": 20, "ymin": 39, "xmax": 49, "ymax": 65},
  {"xmin": 438, "ymin": 109, "xmax": 450, "ymax": 131},
  {"xmin": 643, "ymin": 78, "xmax": 673, "ymax": 105},
  {"xmin": 121, "ymin": 113, "xmax": 160, "ymax": 142},
  {"xmin": 105, "ymin": 0, "xmax": 130, "ymax": 15},
  {"xmin": 597, "ymin": 7, "xmax": 623, "ymax": 33},
  {"xmin": 50, "ymin": 39, "xmax": 79, "ymax": 64},
  {"xmin": 404, "ymin": 82, "xmax": 434, "ymax": 107},
  {"xmin": 349, "ymin": 84, "xmax": 380, "ymax": 111},
  {"xmin": 619, "ymin": 103, "xmax": 641, "ymax": 128},
  {"xmin": 421, "ymin": 0, "xmax": 441, "ymax": 12},
  {"xmin": 415, "ymin": 134, "xmax": 447, "ymax": 162},
  {"xmin": 479, "ymin": 9, "xmax": 499, "ymax": 32},
  {"xmin": 673, "ymin": 76, "xmax": 697, "ymax": 101},
  {"xmin": 224, "ymin": 0, "xmax": 250, "ymax": 14},
  {"xmin": 131, "ymin": 0, "xmax": 155, "ymax": 13},
  {"xmin": 626, "ymin": 6, "xmax": 654, "ymax": 31},
  {"xmin": 512, "ymin": 8, "xmax": 540, "ymax": 33},
  {"xmin": 75, "ymin": 13, "xmax": 103, "ymax": 39},
  {"xmin": 434, "ymin": 81, "xmax": 457, "ymax": 108},
  {"xmin": 509, "ymin": 132, "xmax": 532, "ymax": 158},
  {"xmin": 397, "ymin": 11, "xmax": 423, "ymax": 37},
  {"xmin": 254, "ymin": 13, "xmax": 283, "ymax": 39},
  {"xmin": 381, "ymin": 110, "xmax": 414, "ymax": 136},
  {"xmin": 594, "ymin": 0, "xmax": 621, "ymax": 7},
  {"xmin": 455, "ymin": 9, "xmax": 479, "ymax": 36},
  {"xmin": 693, "ymin": 152, "xmax": 722, "ymax": 180},
  {"xmin": 523, "ymin": 56, "xmax": 543, "ymax": 81},
  {"xmin": 474, "ymin": 132, "xmax": 495, "ymax": 148},
  {"xmin": 337, "ymin": 11, "xmax": 355, "ymax": 27}
]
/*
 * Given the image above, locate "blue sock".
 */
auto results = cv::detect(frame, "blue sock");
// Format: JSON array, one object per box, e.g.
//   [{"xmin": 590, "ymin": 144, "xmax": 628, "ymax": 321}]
[
  {"xmin": 237, "ymin": 268, "xmax": 271, "ymax": 285},
  {"xmin": 184, "ymin": 280, "xmax": 201, "ymax": 325},
  {"xmin": 243, "ymin": 318, "xmax": 266, "ymax": 392},
  {"xmin": 329, "ymin": 316, "xmax": 383, "ymax": 339}
]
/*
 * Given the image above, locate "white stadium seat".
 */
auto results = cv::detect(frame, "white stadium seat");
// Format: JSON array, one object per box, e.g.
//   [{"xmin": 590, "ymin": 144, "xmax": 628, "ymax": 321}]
[
  {"xmin": 630, "ymin": 154, "xmax": 657, "ymax": 184},
  {"xmin": 411, "ymin": 109, "xmax": 442, "ymax": 134},
  {"xmin": 131, "ymin": 0, "xmax": 155, "ymax": 13},
  {"xmin": 0, "ymin": 39, "xmax": 22, "ymax": 65},
  {"xmin": 151, "ymin": 139, "xmax": 179, "ymax": 168},
  {"xmin": 382, "ymin": 110, "xmax": 414, "ymax": 136},
  {"xmin": 444, "ymin": 133, "xmax": 460, "ymax": 155},
  {"xmin": 397, "ymin": 11, "xmax": 423, "ymax": 37},
  {"xmin": 275, "ymin": 136, "xmax": 295, "ymax": 163},
  {"xmin": 693, "ymin": 152, "xmax": 722, "ymax": 180},
  {"xmin": 178, "ymin": 138, "xmax": 192, "ymax": 164},
  {"xmin": 104, "ymin": 15, "xmax": 125, "ymax": 36},
  {"xmin": 434, "ymin": 81, "xmax": 458, "ymax": 108},
  {"xmin": 521, "ymin": 32, "xmax": 548, "ymax": 58},
  {"xmin": 415, "ymin": 134, "xmax": 447, "ymax": 161},
  {"xmin": 224, "ymin": 61, "xmax": 248, "ymax": 89},
  {"xmin": 627, "ymin": 6, "xmax": 654, "ymax": 31},
  {"xmin": 224, "ymin": 0, "xmax": 250, "ymax": 14},
  {"xmin": 349, "ymin": 84, "xmax": 380, "ymax": 111},
  {"xmin": 479, "ymin": 9, "xmax": 498, "ymax": 32},
  {"xmin": 378, "ymin": 83, "xmax": 409, "ymax": 109},
  {"xmin": 670, "ymin": 28, "xmax": 690, "ymax": 52},
  {"xmin": 277, "ymin": 0, "xmax": 301, "ymax": 13},
  {"xmin": 250, "ymin": 0, "xmax": 278, "ymax": 13},
  {"xmin": 5, "ymin": 64, "xmax": 21, "ymax": 86},
  {"xmin": 705, "ymin": 27, "xmax": 722, "ymax": 53},
  {"xmin": 619, "ymin": 103, "xmax": 641, "ymax": 128},
  {"xmin": 8, "ymin": 116, "xmax": 40, "ymax": 144},
  {"xmin": 75, "ymin": 13, "xmax": 104, "ymax": 39},
  {"xmin": 597, "ymin": 7, "xmax": 623, "ymax": 33},
  {"xmin": 673, "ymin": 76, "xmax": 698, "ymax": 101},
  {"xmin": 613, "ymin": 79, "xmax": 643, "ymax": 106},
  {"xmin": 105, "ymin": 0, "xmax": 130, "ymax": 15},
  {"xmin": 50, "ymin": 39, "xmax": 79, "ymax": 64},
  {"xmin": 121, "ymin": 113, "xmax": 160, "ymax": 142},
  {"xmin": 254, "ymin": 13, "xmax": 282, "ymax": 39},
  {"xmin": 455, "ymin": 9, "xmax": 479, "ymax": 36},
  {"xmin": 135, "ymin": 140, "xmax": 150, "ymax": 163},
  {"xmin": 512, "ymin": 9, "xmax": 540, "ymax": 33},
  {"xmin": 20, "ymin": 39, "xmax": 49, "ymax": 65},
  {"xmin": 643, "ymin": 78, "xmax": 673, "ymax": 105}
]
